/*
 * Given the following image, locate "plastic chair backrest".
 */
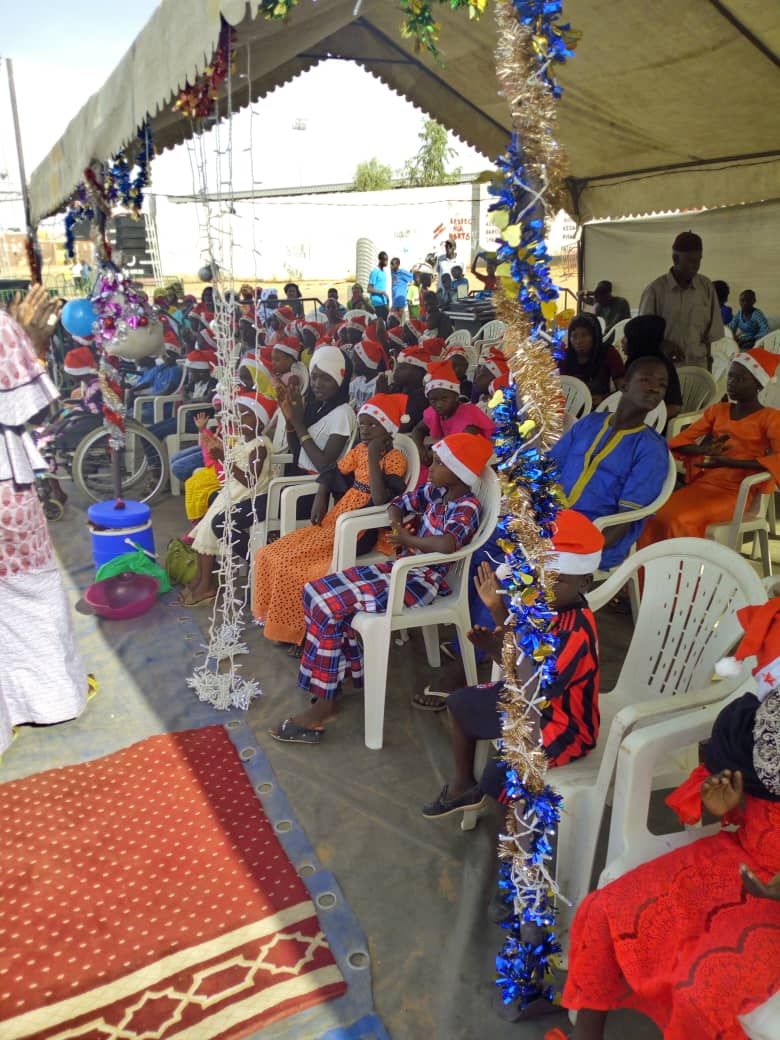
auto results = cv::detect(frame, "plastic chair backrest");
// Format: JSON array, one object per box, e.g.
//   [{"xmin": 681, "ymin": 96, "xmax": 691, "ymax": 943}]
[
  {"xmin": 588, "ymin": 537, "xmax": 766, "ymax": 700},
  {"xmin": 596, "ymin": 391, "xmax": 667, "ymax": 433},
  {"xmin": 756, "ymin": 328, "xmax": 780, "ymax": 353},
  {"xmin": 602, "ymin": 317, "xmax": 630, "ymax": 349},
  {"xmin": 559, "ymin": 375, "xmax": 593, "ymax": 419},
  {"xmin": 392, "ymin": 432, "xmax": 421, "ymax": 490},
  {"xmin": 446, "ymin": 329, "xmax": 472, "ymax": 348},
  {"xmin": 677, "ymin": 366, "xmax": 718, "ymax": 413},
  {"xmin": 474, "ymin": 320, "xmax": 506, "ymax": 344},
  {"xmin": 344, "ymin": 309, "xmax": 372, "ymax": 321}
]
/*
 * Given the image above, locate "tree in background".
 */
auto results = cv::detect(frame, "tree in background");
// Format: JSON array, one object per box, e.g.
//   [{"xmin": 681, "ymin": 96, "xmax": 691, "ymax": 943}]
[
  {"xmin": 403, "ymin": 119, "xmax": 462, "ymax": 187},
  {"xmin": 353, "ymin": 157, "xmax": 394, "ymax": 192}
]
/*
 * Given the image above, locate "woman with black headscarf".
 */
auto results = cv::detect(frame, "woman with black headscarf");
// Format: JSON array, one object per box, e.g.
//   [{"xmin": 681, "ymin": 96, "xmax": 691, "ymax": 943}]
[
  {"xmin": 623, "ymin": 313, "xmax": 682, "ymax": 420},
  {"xmin": 552, "ymin": 600, "xmax": 780, "ymax": 1040},
  {"xmin": 559, "ymin": 314, "xmax": 625, "ymax": 405}
]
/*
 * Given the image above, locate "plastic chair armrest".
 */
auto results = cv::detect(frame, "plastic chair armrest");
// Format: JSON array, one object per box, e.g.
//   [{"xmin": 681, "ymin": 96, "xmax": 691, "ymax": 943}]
[
  {"xmin": 331, "ymin": 506, "xmax": 391, "ymax": 571},
  {"xmin": 611, "ymin": 675, "xmax": 745, "ymax": 732},
  {"xmin": 280, "ymin": 481, "xmax": 319, "ymax": 536},
  {"xmin": 384, "ymin": 544, "xmax": 473, "ymax": 616}
]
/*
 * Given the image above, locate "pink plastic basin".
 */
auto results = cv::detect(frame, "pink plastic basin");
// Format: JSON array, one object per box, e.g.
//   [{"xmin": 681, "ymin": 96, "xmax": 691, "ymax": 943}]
[{"xmin": 84, "ymin": 572, "xmax": 160, "ymax": 620}]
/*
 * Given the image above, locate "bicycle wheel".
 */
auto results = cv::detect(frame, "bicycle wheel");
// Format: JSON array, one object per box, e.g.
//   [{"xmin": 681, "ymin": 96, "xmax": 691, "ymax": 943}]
[{"xmin": 72, "ymin": 421, "xmax": 169, "ymax": 505}]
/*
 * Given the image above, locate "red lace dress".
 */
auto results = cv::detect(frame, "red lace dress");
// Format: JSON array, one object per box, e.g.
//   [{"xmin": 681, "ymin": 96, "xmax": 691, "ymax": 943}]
[{"xmin": 564, "ymin": 795, "xmax": 780, "ymax": 1039}]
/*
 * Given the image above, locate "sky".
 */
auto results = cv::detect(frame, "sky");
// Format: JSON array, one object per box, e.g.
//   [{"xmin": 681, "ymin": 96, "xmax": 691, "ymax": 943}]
[{"xmin": 0, "ymin": 0, "xmax": 489, "ymax": 231}]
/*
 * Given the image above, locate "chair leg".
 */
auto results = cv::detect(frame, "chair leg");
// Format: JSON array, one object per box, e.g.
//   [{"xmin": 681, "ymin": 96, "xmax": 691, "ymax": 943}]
[
  {"xmin": 759, "ymin": 529, "xmax": 772, "ymax": 576},
  {"xmin": 421, "ymin": 625, "xmax": 440, "ymax": 668},
  {"xmin": 363, "ymin": 630, "xmax": 391, "ymax": 750},
  {"xmin": 457, "ymin": 623, "xmax": 478, "ymax": 685}
]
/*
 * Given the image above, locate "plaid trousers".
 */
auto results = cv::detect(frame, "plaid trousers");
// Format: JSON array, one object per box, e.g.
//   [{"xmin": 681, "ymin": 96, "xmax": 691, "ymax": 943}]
[{"xmin": 297, "ymin": 561, "xmax": 441, "ymax": 700}]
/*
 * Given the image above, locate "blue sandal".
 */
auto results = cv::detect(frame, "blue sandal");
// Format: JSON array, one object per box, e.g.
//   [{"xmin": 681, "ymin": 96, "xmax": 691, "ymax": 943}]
[{"xmin": 270, "ymin": 719, "xmax": 324, "ymax": 745}]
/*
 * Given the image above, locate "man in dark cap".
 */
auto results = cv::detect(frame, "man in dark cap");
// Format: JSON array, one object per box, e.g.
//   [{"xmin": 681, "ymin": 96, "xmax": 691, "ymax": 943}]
[
  {"xmin": 638, "ymin": 230, "xmax": 723, "ymax": 369},
  {"xmin": 592, "ymin": 280, "xmax": 631, "ymax": 331}
]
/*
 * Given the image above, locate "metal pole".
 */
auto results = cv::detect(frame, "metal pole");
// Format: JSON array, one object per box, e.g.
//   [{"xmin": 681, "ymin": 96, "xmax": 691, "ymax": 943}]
[
  {"xmin": 6, "ymin": 60, "xmax": 31, "ymax": 233},
  {"xmin": 5, "ymin": 58, "xmax": 41, "ymax": 282}
]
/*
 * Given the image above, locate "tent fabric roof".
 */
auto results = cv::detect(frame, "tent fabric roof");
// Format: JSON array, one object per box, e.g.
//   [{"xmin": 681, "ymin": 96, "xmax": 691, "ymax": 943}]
[{"xmin": 28, "ymin": 0, "xmax": 780, "ymax": 225}]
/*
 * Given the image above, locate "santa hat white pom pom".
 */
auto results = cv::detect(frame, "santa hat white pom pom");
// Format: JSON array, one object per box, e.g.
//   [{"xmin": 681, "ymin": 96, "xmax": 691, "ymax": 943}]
[
  {"xmin": 715, "ymin": 656, "xmax": 742, "ymax": 678},
  {"xmin": 401, "ymin": 413, "xmax": 410, "ymax": 425}
]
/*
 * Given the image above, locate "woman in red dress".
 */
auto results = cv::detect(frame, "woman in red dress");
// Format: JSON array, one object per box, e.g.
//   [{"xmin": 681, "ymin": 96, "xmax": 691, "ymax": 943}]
[{"xmin": 548, "ymin": 600, "xmax": 780, "ymax": 1040}]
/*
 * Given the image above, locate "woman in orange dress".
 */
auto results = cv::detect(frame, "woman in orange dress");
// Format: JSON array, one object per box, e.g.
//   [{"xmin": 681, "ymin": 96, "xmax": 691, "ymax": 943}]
[
  {"xmin": 252, "ymin": 394, "xmax": 409, "ymax": 650},
  {"xmin": 640, "ymin": 349, "xmax": 780, "ymax": 545}
]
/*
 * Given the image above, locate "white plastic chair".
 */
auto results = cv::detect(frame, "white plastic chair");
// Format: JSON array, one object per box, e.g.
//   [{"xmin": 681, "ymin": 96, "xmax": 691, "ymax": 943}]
[
  {"xmin": 596, "ymin": 390, "xmax": 667, "ymax": 433},
  {"xmin": 665, "ymin": 409, "xmax": 702, "ymax": 443},
  {"xmin": 755, "ymin": 328, "xmax": 780, "ymax": 353},
  {"xmin": 344, "ymin": 309, "xmax": 372, "ymax": 321},
  {"xmin": 741, "ymin": 990, "xmax": 780, "ymax": 1040},
  {"xmin": 445, "ymin": 329, "xmax": 472, "ymax": 349},
  {"xmin": 164, "ymin": 402, "xmax": 214, "ymax": 496},
  {"xmin": 473, "ymin": 319, "xmax": 506, "ymax": 346},
  {"xmin": 706, "ymin": 470, "xmax": 774, "ymax": 576},
  {"xmin": 349, "ymin": 470, "xmax": 500, "ymax": 749},
  {"xmin": 551, "ymin": 537, "xmax": 766, "ymax": 949},
  {"xmin": 559, "ymin": 375, "xmax": 593, "ymax": 420},
  {"xmin": 248, "ymin": 414, "xmax": 359, "ymax": 556},
  {"xmin": 132, "ymin": 363, "xmax": 187, "ymax": 424},
  {"xmin": 602, "ymin": 317, "xmax": 630, "ymax": 350},
  {"xmin": 278, "ymin": 433, "xmax": 421, "ymax": 555},
  {"xmin": 599, "ymin": 692, "xmax": 749, "ymax": 890},
  {"xmin": 677, "ymin": 366, "xmax": 719, "ymax": 413}
]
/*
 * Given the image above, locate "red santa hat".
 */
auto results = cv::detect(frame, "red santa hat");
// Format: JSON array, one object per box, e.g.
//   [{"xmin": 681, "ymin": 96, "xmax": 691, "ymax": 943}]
[
  {"xmin": 548, "ymin": 509, "xmax": 605, "ymax": 575},
  {"xmin": 387, "ymin": 325, "xmax": 407, "ymax": 348},
  {"xmin": 424, "ymin": 359, "xmax": 461, "ymax": 396},
  {"xmin": 418, "ymin": 336, "xmax": 446, "ymax": 359},
  {"xmin": 443, "ymin": 343, "xmax": 469, "ymax": 362},
  {"xmin": 273, "ymin": 335, "xmax": 302, "ymax": 360},
  {"xmin": 354, "ymin": 337, "xmax": 388, "ymax": 371},
  {"xmin": 301, "ymin": 321, "xmax": 324, "ymax": 341},
  {"xmin": 365, "ymin": 321, "xmax": 380, "ymax": 341},
  {"xmin": 163, "ymin": 328, "xmax": 180, "ymax": 352},
  {"xmin": 236, "ymin": 389, "xmax": 277, "ymax": 428},
  {"xmin": 63, "ymin": 347, "xmax": 98, "ymax": 376},
  {"xmin": 432, "ymin": 432, "xmax": 493, "ymax": 487},
  {"xmin": 348, "ymin": 314, "xmax": 368, "ymax": 329},
  {"xmin": 199, "ymin": 326, "xmax": 218, "ymax": 351},
  {"xmin": 488, "ymin": 371, "xmax": 511, "ymax": 396},
  {"xmin": 406, "ymin": 318, "xmax": 426, "ymax": 337},
  {"xmin": 358, "ymin": 393, "xmax": 410, "ymax": 433},
  {"xmin": 272, "ymin": 305, "xmax": 296, "ymax": 325},
  {"xmin": 479, "ymin": 345, "xmax": 510, "ymax": 380},
  {"xmin": 185, "ymin": 349, "xmax": 218, "ymax": 371},
  {"xmin": 732, "ymin": 348, "xmax": 780, "ymax": 389},
  {"xmin": 396, "ymin": 346, "xmax": 430, "ymax": 371},
  {"xmin": 715, "ymin": 599, "xmax": 780, "ymax": 701}
]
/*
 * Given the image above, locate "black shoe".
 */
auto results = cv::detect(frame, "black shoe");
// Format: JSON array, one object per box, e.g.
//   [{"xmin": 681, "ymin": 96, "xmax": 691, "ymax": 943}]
[{"xmin": 421, "ymin": 784, "xmax": 486, "ymax": 819}]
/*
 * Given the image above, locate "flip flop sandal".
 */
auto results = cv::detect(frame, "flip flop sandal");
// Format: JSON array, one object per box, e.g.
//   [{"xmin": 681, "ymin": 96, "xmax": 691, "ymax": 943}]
[
  {"xmin": 439, "ymin": 641, "xmax": 458, "ymax": 662},
  {"xmin": 421, "ymin": 784, "xmax": 486, "ymax": 819},
  {"xmin": 87, "ymin": 674, "xmax": 99, "ymax": 701},
  {"xmin": 411, "ymin": 685, "xmax": 449, "ymax": 712},
  {"xmin": 269, "ymin": 719, "xmax": 324, "ymax": 745}
]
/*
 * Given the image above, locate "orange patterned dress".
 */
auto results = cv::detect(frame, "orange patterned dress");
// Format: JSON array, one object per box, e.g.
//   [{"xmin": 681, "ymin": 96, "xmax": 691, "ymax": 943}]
[
  {"xmin": 640, "ymin": 402, "xmax": 780, "ymax": 544},
  {"xmin": 252, "ymin": 443, "xmax": 407, "ymax": 644}
]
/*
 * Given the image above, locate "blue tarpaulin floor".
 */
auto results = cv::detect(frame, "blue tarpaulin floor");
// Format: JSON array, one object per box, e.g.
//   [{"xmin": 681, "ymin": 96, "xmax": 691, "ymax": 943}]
[{"xmin": 2, "ymin": 489, "xmax": 661, "ymax": 1039}]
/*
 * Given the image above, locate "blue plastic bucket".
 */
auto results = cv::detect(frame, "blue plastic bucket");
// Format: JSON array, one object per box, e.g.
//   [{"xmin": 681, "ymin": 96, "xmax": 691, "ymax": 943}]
[{"xmin": 87, "ymin": 499, "xmax": 156, "ymax": 571}]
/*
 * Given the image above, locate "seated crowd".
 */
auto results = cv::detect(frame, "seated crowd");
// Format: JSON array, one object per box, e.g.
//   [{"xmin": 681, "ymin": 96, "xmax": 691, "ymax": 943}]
[{"xmin": 30, "ymin": 241, "xmax": 780, "ymax": 1037}]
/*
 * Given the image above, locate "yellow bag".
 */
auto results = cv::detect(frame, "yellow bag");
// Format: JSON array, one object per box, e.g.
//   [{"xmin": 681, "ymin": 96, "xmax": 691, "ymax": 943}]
[{"xmin": 185, "ymin": 466, "xmax": 222, "ymax": 521}]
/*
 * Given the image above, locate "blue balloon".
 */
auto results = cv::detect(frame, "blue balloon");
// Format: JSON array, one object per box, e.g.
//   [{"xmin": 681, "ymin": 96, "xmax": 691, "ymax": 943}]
[{"xmin": 61, "ymin": 298, "xmax": 97, "ymax": 339}]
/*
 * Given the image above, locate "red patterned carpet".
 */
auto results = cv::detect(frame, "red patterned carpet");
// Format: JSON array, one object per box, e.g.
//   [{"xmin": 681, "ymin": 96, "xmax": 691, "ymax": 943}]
[{"xmin": 0, "ymin": 726, "xmax": 346, "ymax": 1040}]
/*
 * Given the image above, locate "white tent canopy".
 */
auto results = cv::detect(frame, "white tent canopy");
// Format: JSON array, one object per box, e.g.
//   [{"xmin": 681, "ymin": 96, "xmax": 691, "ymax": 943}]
[{"xmin": 28, "ymin": 0, "xmax": 780, "ymax": 225}]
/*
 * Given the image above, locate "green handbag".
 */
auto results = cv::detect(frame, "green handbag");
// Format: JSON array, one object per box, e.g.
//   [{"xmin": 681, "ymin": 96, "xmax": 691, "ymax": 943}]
[
  {"xmin": 164, "ymin": 537, "xmax": 199, "ymax": 587},
  {"xmin": 95, "ymin": 550, "xmax": 171, "ymax": 596}
]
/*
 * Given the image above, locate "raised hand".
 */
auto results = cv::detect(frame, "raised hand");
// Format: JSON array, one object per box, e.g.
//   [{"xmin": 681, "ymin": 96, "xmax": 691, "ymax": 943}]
[
  {"xmin": 194, "ymin": 411, "xmax": 210, "ymax": 431},
  {"xmin": 701, "ymin": 769, "xmax": 744, "ymax": 817},
  {"xmin": 7, "ymin": 286, "xmax": 63, "ymax": 357},
  {"xmin": 473, "ymin": 561, "xmax": 503, "ymax": 612}
]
